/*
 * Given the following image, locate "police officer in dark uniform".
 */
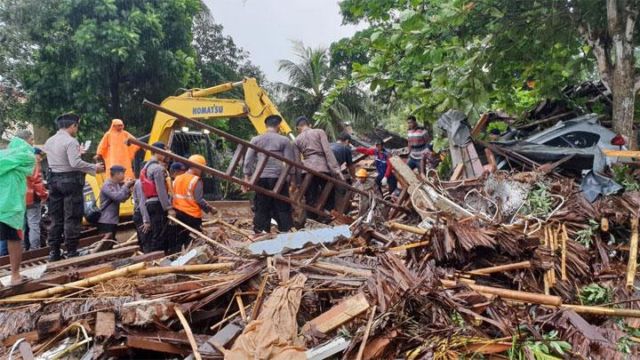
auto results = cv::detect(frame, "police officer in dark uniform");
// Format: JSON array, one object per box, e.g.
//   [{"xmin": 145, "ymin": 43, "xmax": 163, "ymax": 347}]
[{"xmin": 44, "ymin": 114, "xmax": 105, "ymax": 260}]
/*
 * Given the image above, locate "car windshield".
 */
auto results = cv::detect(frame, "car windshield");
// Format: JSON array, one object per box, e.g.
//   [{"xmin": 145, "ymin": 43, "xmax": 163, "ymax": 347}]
[{"xmin": 543, "ymin": 131, "xmax": 600, "ymax": 148}]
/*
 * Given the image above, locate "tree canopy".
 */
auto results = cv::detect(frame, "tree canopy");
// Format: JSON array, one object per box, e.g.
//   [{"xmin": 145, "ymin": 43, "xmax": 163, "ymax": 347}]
[{"xmin": 338, "ymin": 0, "xmax": 639, "ymax": 145}]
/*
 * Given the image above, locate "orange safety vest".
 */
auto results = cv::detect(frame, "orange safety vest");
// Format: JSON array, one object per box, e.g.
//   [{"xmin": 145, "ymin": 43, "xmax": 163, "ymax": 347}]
[{"xmin": 172, "ymin": 173, "xmax": 202, "ymax": 218}]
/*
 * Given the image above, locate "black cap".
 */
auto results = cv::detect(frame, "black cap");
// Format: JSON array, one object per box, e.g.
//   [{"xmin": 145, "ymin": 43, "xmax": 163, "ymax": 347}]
[
  {"xmin": 295, "ymin": 116, "xmax": 309, "ymax": 127},
  {"xmin": 375, "ymin": 138, "xmax": 384, "ymax": 145},
  {"xmin": 34, "ymin": 147, "xmax": 44, "ymax": 155},
  {"xmin": 170, "ymin": 162, "xmax": 187, "ymax": 171},
  {"xmin": 110, "ymin": 165, "xmax": 126, "ymax": 173},
  {"xmin": 151, "ymin": 141, "xmax": 166, "ymax": 150}
]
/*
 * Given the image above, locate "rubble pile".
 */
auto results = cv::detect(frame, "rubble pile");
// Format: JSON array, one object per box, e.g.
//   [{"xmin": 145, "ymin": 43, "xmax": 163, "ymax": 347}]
[{"xmin": 2, "ymin": 159, "xmax": 640, "ymax": 359}]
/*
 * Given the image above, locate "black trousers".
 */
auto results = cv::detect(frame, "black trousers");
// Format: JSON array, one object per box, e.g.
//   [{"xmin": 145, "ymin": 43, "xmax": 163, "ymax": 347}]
[
  {"xmin": 132, "ymin": 209, "xmax": 149, "ymax": 253},
  {"xmin": 174, "ymin": 210, "xmax": 202, "ymax": 252},
  {"xmin": 47, "ymin": 173, "xmax": 84, "ymax": 252},
  {"xmin": 304, "ymin": 173, "xmax": 333, "ymax": 220},
  {"xmin": 145, "ymin": 201, "xmax": 168, "ymax": 253},
  {"xmin": 254, "ymin": 178, "xmax": 293, "ymax": 233}
]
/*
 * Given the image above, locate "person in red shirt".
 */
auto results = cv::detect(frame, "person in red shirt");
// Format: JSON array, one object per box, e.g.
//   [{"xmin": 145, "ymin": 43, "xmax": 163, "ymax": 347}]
[
  {"xmin": 25, "ymin": 147, "xmax": 49, "ymax": 250},
  {"xmin": 355, "ymin": 139, "xmax": 398, "ymax": 195}
]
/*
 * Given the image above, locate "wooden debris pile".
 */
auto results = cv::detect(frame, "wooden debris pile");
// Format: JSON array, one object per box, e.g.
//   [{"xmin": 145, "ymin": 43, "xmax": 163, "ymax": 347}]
[{"xmin": 2, "ymin": 159, "xmax": 640, "ymax": 359}]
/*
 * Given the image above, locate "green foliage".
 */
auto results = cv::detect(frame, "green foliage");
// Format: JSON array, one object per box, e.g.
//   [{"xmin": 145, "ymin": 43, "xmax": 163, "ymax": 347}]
[
  {"xmin": 612, "ymin": 164, "xmax": 640, "ymax": 192},
  {"xmin": 575, "ymin": 219, "xmax": 599, "ymax": 249},
  {"xmin": 486, "ymin": 121, "xmax": 509, "ymax": 135},
  {"xmin": 522, "ymin": 183, "xmax": 554, "ymax": 218},
  {"xmin": 1, "ymin": 0, "xmax": 201, "ymax": 142},
  {"xmin": 337, "ymin": 0, "xmax": 597, "ymax": 129},
  {"xmin": 579, "ymin": 283, "xmax": 613, "ymax": 305},
  {"xmin": 508, "ymin": 330, "xmax": 571, "ymax": 360}
]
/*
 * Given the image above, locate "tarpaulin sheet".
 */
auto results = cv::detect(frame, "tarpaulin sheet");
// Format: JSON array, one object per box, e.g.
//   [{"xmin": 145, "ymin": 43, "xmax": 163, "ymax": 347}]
[{"xmin": 225, "ymin": 274, "xmax": 307, "ymax": 360}]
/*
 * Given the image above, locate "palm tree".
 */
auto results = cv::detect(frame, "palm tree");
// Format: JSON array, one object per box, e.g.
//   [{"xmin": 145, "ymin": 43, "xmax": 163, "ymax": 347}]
[
  {"xmin": 277, "ymin": 41, "xmax": 333, "ymax": 121},
  {"xmin": 278, "ymin": 41, "xmax": 384, "ymax": 139}
]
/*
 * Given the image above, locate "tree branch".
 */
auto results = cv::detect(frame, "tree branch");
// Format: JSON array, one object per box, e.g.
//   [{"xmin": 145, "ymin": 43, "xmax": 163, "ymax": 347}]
[{"xmin": 577, "ymin": 23, "xmax": 612, "ymax": 88}]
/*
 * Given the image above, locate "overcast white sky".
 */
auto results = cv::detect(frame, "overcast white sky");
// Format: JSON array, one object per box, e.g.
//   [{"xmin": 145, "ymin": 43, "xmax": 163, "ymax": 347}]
[{"xmin": 202, "ymin": 0, "xmax": 364, "ymax": 83}]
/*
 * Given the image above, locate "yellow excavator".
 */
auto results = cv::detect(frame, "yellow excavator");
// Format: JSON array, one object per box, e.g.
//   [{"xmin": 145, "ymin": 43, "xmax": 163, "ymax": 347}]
[{"xmin": 84, "ymin": 77, "xmax": 292, "ymax": 218}]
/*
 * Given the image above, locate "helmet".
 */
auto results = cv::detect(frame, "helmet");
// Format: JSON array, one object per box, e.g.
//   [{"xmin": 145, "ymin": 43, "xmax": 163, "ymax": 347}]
[
  {"xmin": 356, "ymin": 168, "xmax": 368, "ymax": 178},
  {"xmin": 188, "ymin": 154, "xmax": 206, "ymax": 166}
]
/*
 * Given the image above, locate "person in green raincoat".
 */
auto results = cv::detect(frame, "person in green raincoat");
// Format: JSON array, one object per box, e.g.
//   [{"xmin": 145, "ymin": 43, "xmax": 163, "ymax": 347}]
[{"xmin": 0, "ymin": 134, "xmax": 35, "ymax": 285}]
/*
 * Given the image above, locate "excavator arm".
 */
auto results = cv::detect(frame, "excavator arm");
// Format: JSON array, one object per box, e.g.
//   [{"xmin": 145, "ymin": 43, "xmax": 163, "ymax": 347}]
[{"xmin": 148, "ymin": 78, "xmax": 293, "ymax": 148}]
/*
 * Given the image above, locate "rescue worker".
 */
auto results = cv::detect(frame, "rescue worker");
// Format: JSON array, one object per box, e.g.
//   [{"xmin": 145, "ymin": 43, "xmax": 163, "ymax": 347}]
[
  {"xmin": 330, "ymin": 132, "xmax": 356, "ymax": 180},
  {"xmin": 169, "ymin": 162, "xmax": 187, "ymax": 180},
  {"xmin": 44, "ymin": 114, "xmax": 105, "ymax": 260},
  {"xmin": 97, "ymin": 165, "xmax": 135, "ymax": 240},
  {"xmin": 0, "ymin": 131, "xmax": 35, "ymax": 285},
  {"xmin": 406, "ymin": 115, "xmax": 432, "ymax": 175},
  {"xmin": 140, "ymin": 142, "xmax": 174, "ymax": 253},
  {"xmin": 25, "ymin": 146, "xmax": 48, "ymax": 250},
  {"xmin": 355, "ymin": 139, "xmax": 398, "ymax": 195},
  {"xmin": 95, "ymin": 119, "xmax": 139, "ymax": 179},
  {"xmin": 330, "ymin": 131, "xmax": 355, "ymax": 213},
  {"xmin": 172, "ymin": 155, "xmax": 215, "ymax": 249},
  {"xmin": 353, "ymin": 168, "xmax": 375, "ymax": 217},
  {"xmin": 294, "ymin": 116, "xmax": 343, "ymax": 218},
  {"xmin": 132, "ymin": 177, "xmax": 151, "ymax": 252},
  {"xmin": 243, "ymin": 115, "xmax": 296, "ymax": 235}
]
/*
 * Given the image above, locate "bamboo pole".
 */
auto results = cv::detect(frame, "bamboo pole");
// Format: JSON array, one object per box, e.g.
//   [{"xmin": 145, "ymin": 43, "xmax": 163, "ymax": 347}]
[
  {"xmin": 468, "ymin": 261, "xmax": 532, "ymax": 275},
  {"xmin": 175, "ymin": 306, "xmax": 202, "ymax": 360},
  {"xmin": 168, "ymin": 215, "xmax": 239, "ymax": 255},
  {"xmin": 561, "ymin": 224, "xmax": 568, "ymax": 281},
  {"xmin": 137, "ymin": 263, "xmax": 234, "ymax": 276},
  {"xmin": 386, "ymin": 222, "xmax": 429, "ymax": 235},
  {"xmin": 549, "ymin": 226, "xmax": 556, "ymax": 287},
  {"xmin": 440, "ymin": 279, "xmax": 562, "ymax": 306},
  {"xmin": 543, "ymin": 226, "xmax": 550, "ymax": 295},
  {"xmin": 5, "ymin": 262, "xmax": 146, "ymax": 301},
  {"xmin": 388, "ymin": 241, "xmax": 430, "ymax": 252},
  {"xmin": 627, "ymin": 217, "xmax": 639, "ymax": 289},
  {"xmin": 356, "ymin": 305, "xmax": 377, "ymax": 360},
  {"xmin": 562, "ymin": 304, "xmax": 640, "ymax": 318}
]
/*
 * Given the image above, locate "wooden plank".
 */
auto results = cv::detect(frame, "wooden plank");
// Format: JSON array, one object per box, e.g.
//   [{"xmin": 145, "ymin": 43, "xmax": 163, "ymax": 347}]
[
  {"xmin": 46, "ymin": 246, "xmax": 138, "ymax": 272},
  {"xmin": 603, "ymin": 149, "xmax": 640, "ymax": 158},
  {"xmin": 36, "ymin": 312, "xmax": 62, "ymax": 338},
  {"xmin": 449, "ymin": 163, "xmax": 464, "ymax": 181},
  {"xmin": 484, "ymin": 148, "xmax": 497, "ymax": 173},
  {"xmin": 2, "ymin": 331, "xmax": 38, "ymax": 347},
  {"xmin": 175, "ymin": 307, "xmax": 202, "ymax": 360},
  {"xmin": 95, "ymin": 312, "xmax": 116, "ymax": 341},
  {"xmin": 0, "ymin": 273, "xmax": 73, "ymax": 299},
  {"xmin": 0, "ymin": 233, "xmax": 106, "ymax": 268},
  {"xmin": 315, "ymin": 182, "xmax": 335, "ymax": 211},
  {"xmin": 470, "ymin": 112, "xmax": 490, "ymax": 138},
  {"xmin": 126, "ymin": 336, "xmax": 188, "ymax": 355},
  {"xmin": 250, "ymin": 155, "xmax": 269, "ymax": 185},
  {"xmin": 273, "ymin": 164, "xmax": 291, "ymax": 194},
  {"xmin": 226, "ymin": 145, "xmax": 246, "ymax": 176},
  {"xmin": 303, "ymin": 293, "xmax": 370, "ymax": 334},
  {"xmin": 186, "ymin": 321, "xmax": 243, "ymax": 360}
]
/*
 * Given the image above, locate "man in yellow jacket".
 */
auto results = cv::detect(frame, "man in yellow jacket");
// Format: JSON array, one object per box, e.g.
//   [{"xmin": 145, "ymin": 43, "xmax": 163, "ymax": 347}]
[
  {"xmin": 172, "ymin": 155, "xmax": 215, "ymax": 249},
  {"xmin": 96, "ymin": 119, "xmax": 139, "ymax": 179}
]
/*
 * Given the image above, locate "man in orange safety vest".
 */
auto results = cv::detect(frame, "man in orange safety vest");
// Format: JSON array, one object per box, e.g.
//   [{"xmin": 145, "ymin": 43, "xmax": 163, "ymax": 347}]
[{"xmin": 172, "ymin": 154, "xmax": 215, "ymax": 249}]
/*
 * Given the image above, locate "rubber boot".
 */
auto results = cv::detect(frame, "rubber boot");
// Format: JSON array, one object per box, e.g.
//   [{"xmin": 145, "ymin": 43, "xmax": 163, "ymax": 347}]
[
  {"xmin": 48, "ymin": 247, "xmax": 62, "ymax": 262},
  {"xmin": 65, "ymin": 239, "xmax": 79, "ymax": 258}
]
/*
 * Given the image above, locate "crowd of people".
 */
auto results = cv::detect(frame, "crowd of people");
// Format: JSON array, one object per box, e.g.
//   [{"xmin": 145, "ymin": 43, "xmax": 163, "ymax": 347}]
[{"xmin": 0, "ymin": 112, "xmax": 434, "ymax": 286}]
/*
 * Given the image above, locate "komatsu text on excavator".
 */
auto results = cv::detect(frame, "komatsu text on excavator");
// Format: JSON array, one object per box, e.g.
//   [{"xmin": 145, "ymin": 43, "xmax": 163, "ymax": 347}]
[{"xmin": 84, "ymin": 77, "xmax": 292, "ymax": 218}]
